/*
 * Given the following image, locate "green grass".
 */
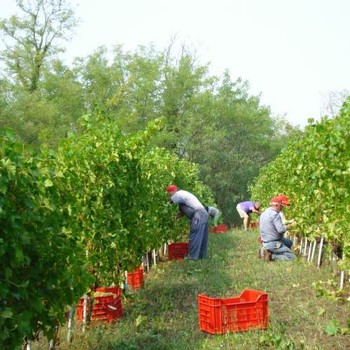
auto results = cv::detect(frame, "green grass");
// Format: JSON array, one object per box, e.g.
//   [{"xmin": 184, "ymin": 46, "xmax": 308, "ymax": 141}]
[{"xmin": 33, "ymin": 229, "xmax": 350, "ymax": 350}]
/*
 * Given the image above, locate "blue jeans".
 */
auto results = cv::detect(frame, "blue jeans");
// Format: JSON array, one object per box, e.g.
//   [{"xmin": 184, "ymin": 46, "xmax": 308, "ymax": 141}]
[
  {"xmin": 189, "ymin": 209, "xmax": 209, "ymax": 259},
  {"xmin": 263, "ymin": 238, "xmax": 295, "ymax": 261}
]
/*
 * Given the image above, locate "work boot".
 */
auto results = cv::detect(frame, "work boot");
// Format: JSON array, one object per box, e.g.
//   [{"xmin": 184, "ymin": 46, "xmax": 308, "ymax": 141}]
[{"xmin": 261, "ymin": 247, "xmax": 272, "ymax": 262}]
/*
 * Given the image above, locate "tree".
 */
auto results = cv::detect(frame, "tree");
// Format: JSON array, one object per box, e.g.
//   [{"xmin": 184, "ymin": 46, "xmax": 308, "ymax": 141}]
[
  {"xmin": 0, "ymin": 59, "xmax": 85, "ymax": 149},
  {"xmin": 180, "ymin": 70, "xmax": 297, "ymax": 224},
  {"xmin": 0, "ymin": 0, "xmax": 78, "ymax": 92},
  {"xmin": 320, "ymin": 90, "xmax": 350, "ymax": 119}
]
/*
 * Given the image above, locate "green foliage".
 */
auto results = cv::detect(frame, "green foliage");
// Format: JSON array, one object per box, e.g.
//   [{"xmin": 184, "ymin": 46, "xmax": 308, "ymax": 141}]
[
  {"xmin": 0, "ymin": 10, "xmax": 293, "ymax": 224},
  {"xmin": 0, "ymin": 130, "xmax": 90, "ymax": 349},
  {"xmin": 0, "ymin": 0, "xmax": 78, "ymax": 92},
  {"xmin": 0, "ymin": 116, "xmax": 212, "ymax": 348},
  {"xmin": 68, "ymin": 45, "xmax": 292, "ymax": 225},
  {"xmin": 31, "ymin": 229, "xmax": 350, "ymax": 350},
  {"xmin": 259, "ymin": 327, "xmax": 297, "ymax": 350},
  {"xmin": 250, "ymin": 97, "xmax": 350, "ymax": 269},
  {"xmin": 325, "ymin": 319, "xmax": 339, "ymax": 336},
  {"xmin": 54, "ymin": 115, "xmax": 211, "ymax": 283}
]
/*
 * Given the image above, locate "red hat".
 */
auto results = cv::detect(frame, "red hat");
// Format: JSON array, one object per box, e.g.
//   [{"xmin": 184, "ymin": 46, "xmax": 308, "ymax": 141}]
[
  {"xmin": 166, "ymin": 184, "xmax": 178, "ymax": 193},
  {"xmin": 270, "ymin": 195, "xmax": 290, "ymax": 206}
]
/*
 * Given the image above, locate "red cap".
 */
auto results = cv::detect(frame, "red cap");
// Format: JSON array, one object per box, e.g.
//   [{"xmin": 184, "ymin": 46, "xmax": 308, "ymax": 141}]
[
  {"xmin": 166, "ymin": 185, "xmax": 178, "ymax": 193},
  {"xmin": 270, "ymin": 195, "xmax": 290, "ymax": 206}
]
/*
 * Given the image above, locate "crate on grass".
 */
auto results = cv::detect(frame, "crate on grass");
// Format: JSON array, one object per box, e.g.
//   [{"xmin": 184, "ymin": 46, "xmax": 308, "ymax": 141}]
[
  {"xmin": 198, "ymin": 289, "xmax": 268, "ymax": 334},
  {"xmin": 250, "ymin": 221, "xmax": 259, "ymax": 229},
  {"xmin": 168, "ymin": 242, "xmax": 188, "ymax": 261},
  {"xmin": 77, "ymin": 286, "xmax": 122, "ymax": 323},
  {"xmin": 127, "ymin": 266, "xmax": 144, "ymax": 289},
  {"xmin": 210, "ymin": 224, "xmax": 228, "ymax": 233}
]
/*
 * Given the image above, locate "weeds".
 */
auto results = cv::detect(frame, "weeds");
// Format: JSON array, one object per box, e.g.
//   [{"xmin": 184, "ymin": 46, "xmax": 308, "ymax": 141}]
[{"xmin": 32, "ymin": 230, "xmax": 350, "ymax": 350}]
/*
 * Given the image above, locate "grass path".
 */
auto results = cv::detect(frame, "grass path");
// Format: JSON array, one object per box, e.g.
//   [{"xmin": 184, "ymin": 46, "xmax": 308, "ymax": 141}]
[{"xmin": 34, "ymin": 229, "xmax": 350, "ymax": 350}]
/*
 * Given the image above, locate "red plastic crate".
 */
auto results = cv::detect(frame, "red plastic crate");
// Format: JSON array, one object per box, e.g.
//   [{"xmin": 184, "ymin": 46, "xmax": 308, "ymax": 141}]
[
  {"xmin": 127, "ymin": 266, "xmax": 144, "ymax": 289},
  {"xmin": 168, "ymin": 242, "xmax": 188, "ymax": 261},
  {"xmin": 198, "ymin": 289, "xmax": 268, "ymax": 334},
  {"xmin": 250, "ymin": 221, "xmax": 259, "ymax": 229},
  {"xmin": 211, "ymin": 224, "xmax": 228, "ymax": 233},
  {"xmin": 77, "ymin": 287, "xmax": 123, "ymax": 323}
]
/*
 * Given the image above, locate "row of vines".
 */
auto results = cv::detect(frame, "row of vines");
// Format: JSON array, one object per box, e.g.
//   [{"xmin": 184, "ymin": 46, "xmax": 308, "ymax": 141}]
[
  {"xmin": 0, "ymin": 115, "xmax": 213, "ymax": 349},
  {"xmin": 250, "ymin": 100, "xmax": 350, "ymax": 273}
]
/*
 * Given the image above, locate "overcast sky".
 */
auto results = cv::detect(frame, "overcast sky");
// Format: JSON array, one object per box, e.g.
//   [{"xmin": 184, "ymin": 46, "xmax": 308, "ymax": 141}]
[{"xmin": 2, "ymin": 0, "xmax": 350, "ymax": 127}]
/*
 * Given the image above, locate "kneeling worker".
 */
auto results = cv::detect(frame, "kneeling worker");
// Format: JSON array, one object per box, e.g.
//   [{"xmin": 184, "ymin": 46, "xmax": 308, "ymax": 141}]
[{"xmin": 259, "ymin": 196, "xmax": 296, "ymax": 261}]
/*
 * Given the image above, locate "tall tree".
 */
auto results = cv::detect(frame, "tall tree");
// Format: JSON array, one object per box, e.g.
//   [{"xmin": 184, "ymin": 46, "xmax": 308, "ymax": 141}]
[
  {"xmin": 0, "ymin": 0, "xmax": 78, "ymax": 92},
  {"xmin": 320, "ymin": 89, "xmax": 350, "ymax": 119}
]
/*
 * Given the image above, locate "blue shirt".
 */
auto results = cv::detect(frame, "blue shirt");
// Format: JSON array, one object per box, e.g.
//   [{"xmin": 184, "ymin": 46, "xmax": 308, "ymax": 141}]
[
  {"xmin": 259, "ymin": 207, "xmax": 287, "ymax": 242},
  {"xmin": 239, "ymin": 201, "xmax": 256, "ymax": 214}
]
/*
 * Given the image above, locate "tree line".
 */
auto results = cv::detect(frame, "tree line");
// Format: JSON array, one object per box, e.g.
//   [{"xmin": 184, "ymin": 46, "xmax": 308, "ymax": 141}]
[{"xmin": 0, "ymin": 0, "xmax": 300, "ymax": 224}]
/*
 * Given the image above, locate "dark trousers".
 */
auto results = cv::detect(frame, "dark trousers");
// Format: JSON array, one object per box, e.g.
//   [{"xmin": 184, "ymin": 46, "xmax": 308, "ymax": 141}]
[{"xmin": 188, "ymin": 209, "xmax": 209, "ymax": 259}]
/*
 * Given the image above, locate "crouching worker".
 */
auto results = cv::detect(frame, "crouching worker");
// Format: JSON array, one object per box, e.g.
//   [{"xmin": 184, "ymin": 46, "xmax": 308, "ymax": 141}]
[
  {"xmin": 205, "ymin": 206, "xmax": 221, "ymax": 226},
  {"xmin": 259, "ymin": 196, "xmax": 296, "ymax": 261}
]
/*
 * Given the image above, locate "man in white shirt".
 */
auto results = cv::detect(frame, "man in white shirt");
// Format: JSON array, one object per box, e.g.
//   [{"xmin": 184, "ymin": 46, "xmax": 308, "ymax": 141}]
[{"xmin": 166, "ymin": 185, "xmax": 209, "ymax": 260}]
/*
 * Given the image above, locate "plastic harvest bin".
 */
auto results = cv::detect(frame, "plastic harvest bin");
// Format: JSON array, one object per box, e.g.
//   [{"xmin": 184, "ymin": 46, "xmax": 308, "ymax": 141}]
[
  {"xmin": 168, "ymin": 242, "xmax": 189, "ymax": 261},
  {"xmin": 77, "ymin": 287, "xmax": 123, "ymax": 323},
  {"xmin": 198, "ymin": 289, "xmax": 268, "ymax": 334},
  {"xmin": 210, "ymin": 224, "xmax": 228, "ymax": 233},
  {"xmin": 127, "ymin": 266, "xmax": 144, "ymax": 289}
]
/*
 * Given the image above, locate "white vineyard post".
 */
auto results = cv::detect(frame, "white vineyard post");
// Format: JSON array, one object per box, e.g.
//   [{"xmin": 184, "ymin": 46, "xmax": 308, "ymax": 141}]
[
  {"xmin": 307, "ymin": 241, "xmax": 313, "ymax": 263},
  {"xmin": 152, "ymin": 249, "xmax": 157, "ymax": 266},
  {"xmin": 340, "ymin": 270, "xmax": 345, "ymax": 289},
  {"xmin": 145, "ymin": 253, "xmax": 150, "ymax": 272},
  {"xmin": 124, "ymin": 271, "xmax": 129, "ymax": 292},
  {"xmin": 82, "ymin": 249, "xmax": 90, "ymax": 333},
  {"xmin": 340, "ymin": 254, "xmax": 345, "ymax": 289},
  {"xmin": 67, "ymin": 305, "xmax": 75, "ymax": 343},
  {"xmin": 303, "ymin": 237, "xmax": 308, "ymax": 257},
  {"xmin": 82, "ymin": 293, "xmax": 88, "ymax": 333},
  {"xmin": 299, "ymin": 238, "xmax": 303, "ymax": 256},
  {"xmin": 163, "ymin": 243, "xmax": 167, "ymax": 256},
  {"xmin": 25, "ymin": 339, "xmax": 31, "ymax": 350},
  {"xmin": 310, "ymin": 240, "xmax": 317, "ymax": 263},
  {"xmin": 317, "ymin": 235, "xmax": 324, "ymax": 268},
  {"xmin": 49, "ymin": 321, "xmax": 59, "ymax": 349},
  {"xmin": 158, "ymin": 246, "xmax": 163, "ymax": 260},
  {"xmin": 330, "ymin": 252, "xmax": 337, "ymax": 273}
]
